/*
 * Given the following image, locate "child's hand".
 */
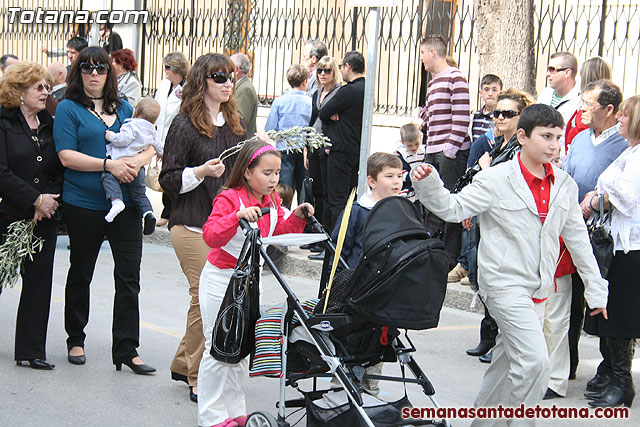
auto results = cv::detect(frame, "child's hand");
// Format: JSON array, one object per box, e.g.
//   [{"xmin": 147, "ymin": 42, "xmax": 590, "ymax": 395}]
[
  {"xmin": 105, "ymin": 130, "xmax": 112, "ymax": 141},
  {"xmin": 293, "ymin": 203, "xmax": 314, "ymax": 219},
  {"xmin": 462, "ymin": 218, "xmax": 473, "ymax": 230},
  {"xmin": 237, "ymin": 206, "xmax": 263, "ymax": 222},
  {"xmin": 412, "ymin": 164, "xmax": 433, "ymax": 181}
]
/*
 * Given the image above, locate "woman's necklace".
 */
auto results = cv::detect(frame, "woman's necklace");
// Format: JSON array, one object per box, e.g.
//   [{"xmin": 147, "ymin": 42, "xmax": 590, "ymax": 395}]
[
  {"xmin": 88, "ymin": 103, "xmax": 120, "ymax": 129},
  {"xmin": 87, "ymin": 95, "xmax": 104, "ymax": 100}
]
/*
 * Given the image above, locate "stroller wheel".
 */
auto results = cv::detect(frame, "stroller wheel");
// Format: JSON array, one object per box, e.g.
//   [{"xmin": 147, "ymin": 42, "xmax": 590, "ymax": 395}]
[{"xmin": 245, "ymin": 411, "xmax": 278, "ymax": 427}]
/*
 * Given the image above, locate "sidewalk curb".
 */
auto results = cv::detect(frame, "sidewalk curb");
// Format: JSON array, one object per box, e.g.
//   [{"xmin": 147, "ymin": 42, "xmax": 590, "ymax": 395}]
[{"xmin": 144, "ymin": 227, "xmax": 483, "ymax": 314}]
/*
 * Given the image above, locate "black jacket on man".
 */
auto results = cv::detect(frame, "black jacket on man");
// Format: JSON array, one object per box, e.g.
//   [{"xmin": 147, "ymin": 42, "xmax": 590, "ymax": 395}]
[{"xmin": 318, "ymin": 77, "xmax": 365, "ymax": 154}]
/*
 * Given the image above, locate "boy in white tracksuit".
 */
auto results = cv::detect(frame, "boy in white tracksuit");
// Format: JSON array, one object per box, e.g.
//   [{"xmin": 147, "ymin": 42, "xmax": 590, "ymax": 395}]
[{"xmin": 412, "ymin": 104, "xmax": 608, "ymax": 426}]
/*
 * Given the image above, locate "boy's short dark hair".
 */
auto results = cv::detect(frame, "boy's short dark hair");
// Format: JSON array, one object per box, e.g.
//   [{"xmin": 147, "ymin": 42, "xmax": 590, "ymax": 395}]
[
  {"xmin": 367, "ymin": 152, "xmax": 402, "ymax": 180},
  {"xmin": 134, "ymin": 98, "xmax": 161, "ymax": 123},
  {"xmin": 518, "ymin": 104, "xmax": 564, "ymax": 137},
  {"xmin": 67, "ymin": 36, "xmax": 88, "ymax": 51},
  {"xmin": 275, "ymin": 184, "xmax": 294, "ymax": 210},
  {"xmin": 480, "ymin": 74, "xmax": 502, "ymax": 88},
  {"xmin": 342, "ymin": 51, "xmax": 365, "ymax": 74},
  {"xmin": 286, "ymin": 64, "xmax": 308, "ymax": 88},
  {"xmin": 400, "ymin": 123, "xmax": 420, "ymax": 143}
]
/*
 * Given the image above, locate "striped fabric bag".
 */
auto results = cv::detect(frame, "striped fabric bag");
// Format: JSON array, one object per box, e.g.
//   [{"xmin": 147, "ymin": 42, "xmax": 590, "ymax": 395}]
[{"xmin": 250, "ymin": 299, "xmax": 318, "ymax": 377}]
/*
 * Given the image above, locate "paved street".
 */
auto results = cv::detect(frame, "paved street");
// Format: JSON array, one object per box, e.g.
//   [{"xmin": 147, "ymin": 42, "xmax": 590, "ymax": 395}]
[{"xmin": 0, "ymin": 236, "xmax": 636, "ymax": 426}]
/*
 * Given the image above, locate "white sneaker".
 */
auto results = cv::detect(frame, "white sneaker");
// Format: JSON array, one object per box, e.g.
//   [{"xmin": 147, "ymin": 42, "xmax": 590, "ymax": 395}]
[{"xmin": 460, "ymin": 276, "xmax": 471, "ymax": 286}]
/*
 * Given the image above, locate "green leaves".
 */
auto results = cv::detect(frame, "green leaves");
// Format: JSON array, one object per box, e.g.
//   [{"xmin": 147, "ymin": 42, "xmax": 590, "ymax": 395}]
[
  {"xmin": 219, "ymin": 126, "xmax": 332, "ymax": 162},
  {"xmin": 0, "ymin": 220, "xmax": 44, "ymax": 288}
]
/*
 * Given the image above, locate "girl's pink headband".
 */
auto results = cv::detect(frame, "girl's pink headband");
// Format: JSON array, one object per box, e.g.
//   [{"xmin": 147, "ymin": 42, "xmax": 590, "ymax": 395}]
[{"xmin": 248, "ymin": 144, "xmax": 277, "ymax": 165}]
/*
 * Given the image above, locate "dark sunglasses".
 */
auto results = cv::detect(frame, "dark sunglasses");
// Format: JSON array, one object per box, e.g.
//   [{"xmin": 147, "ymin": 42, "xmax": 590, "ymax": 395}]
[
  {"xmin": 164, "ymin": 65, "xmax": 172, "ymax": 71},
  {"xmin": 33, "ymin": 83, "xmax": 51, "ymax": 92},
  {"xmin": 547, "ymin": 66, "xmax": 568, "ymax": 73},
  {"xmin": 207, "ymin": 71, "xmax": 234, "ymax": 84},
  {"xmin": 79, "ymin": 62, "xmax": 110, "ymax": 75},
  {"xmin": 317, "ymin": 68, "xmax": 333, "ymax": 75},
  {"xmin": 492, "ymin": 109, "xmax": 520, "ymax": 119}
]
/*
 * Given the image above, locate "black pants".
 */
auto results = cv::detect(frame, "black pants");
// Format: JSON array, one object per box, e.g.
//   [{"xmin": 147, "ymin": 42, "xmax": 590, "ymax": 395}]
[
  {"xmin": 568, "ymin": 272, "xmax": 585, "ymax": 375},
  {"xmin": 0, "ymin": 217, "xmax": 56, "ymax": 361},
  {"xmin": 63, "ymin": 203, "xmax": 142, "ymax": 364},
  {"xmin": 326, "ymin": 151, "xmax": 359, "ymax": 230},
  {"xmin": 308, "ymin": 154, "xmax": 330, "ymax": 230},
  {"xmin": 424, "ymin": 151, "xmax": 463, "ymax": 267}
]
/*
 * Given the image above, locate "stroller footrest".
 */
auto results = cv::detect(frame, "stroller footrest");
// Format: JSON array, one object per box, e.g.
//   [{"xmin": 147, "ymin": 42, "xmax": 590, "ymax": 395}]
[{"xmin": 307, "ymin": 313, "xmax": 352, "ymax": 331}]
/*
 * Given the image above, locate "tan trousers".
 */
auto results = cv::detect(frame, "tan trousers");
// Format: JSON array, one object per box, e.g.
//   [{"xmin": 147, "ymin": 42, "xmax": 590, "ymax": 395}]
[{"xmin": 170, "ymin": 225, "xmax": 209, "ymax": 387}]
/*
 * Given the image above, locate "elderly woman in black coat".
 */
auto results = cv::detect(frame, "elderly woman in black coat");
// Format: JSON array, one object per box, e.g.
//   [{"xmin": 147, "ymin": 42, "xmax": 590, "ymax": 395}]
[{"xmin": 0, "ymin": 62, "xmax": 64, "ymax": 370}]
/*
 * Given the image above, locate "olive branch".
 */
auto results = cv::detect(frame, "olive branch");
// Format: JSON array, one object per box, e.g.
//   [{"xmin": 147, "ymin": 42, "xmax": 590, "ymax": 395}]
[
  {"xmin": 0, "ymin": 219, "xmax": 44, "ymax": 288},
  {"xmin": 219, "ymin": 126, "xmax": 331, "ymax": 162}
]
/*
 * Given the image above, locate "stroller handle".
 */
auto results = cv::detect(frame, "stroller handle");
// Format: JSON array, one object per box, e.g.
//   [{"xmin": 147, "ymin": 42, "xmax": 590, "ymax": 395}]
[{"xmin": 238, "ymin": 207, "xmax": 272, "ymax": 231}]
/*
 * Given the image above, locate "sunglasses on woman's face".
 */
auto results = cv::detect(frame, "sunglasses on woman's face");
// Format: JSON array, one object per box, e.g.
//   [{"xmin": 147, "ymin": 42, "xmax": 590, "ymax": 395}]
[
  {"xmin": 317, "ymin": 68, "xmax": 333, "ymax": 75},
  {"xmin": 32, "ymin": 83, "xmax": 50, "ymax": 92},
  {"xmin": 207, "ymin": 71, "xmax": 234, "ymax": 84},
  {"xmin": 164, "ymin": 65, "xmax": 172, "ymax": 71},
  {"xmin": 79, "ymin": 62, "xmax": 110, "ymax": 75},
  {"xmin": 492, "ymin": 109, "xmax": 520, "ymax": 119}
]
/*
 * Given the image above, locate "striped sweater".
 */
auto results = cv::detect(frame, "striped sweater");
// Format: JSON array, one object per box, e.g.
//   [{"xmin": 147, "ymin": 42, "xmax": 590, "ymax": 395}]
[{"xmin": 420, "ymin": 67, "xmax": 470, "ymax": 158}]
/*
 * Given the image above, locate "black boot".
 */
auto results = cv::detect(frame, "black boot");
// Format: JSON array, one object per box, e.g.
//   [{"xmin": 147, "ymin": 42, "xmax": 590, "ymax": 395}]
[
  {"xmin": 586, "ymin": 337, "xmax": 613, "ymax": 391},
  {"xmin": 589, "ymin": 338, "xmax": 635, "ymax": 408}
]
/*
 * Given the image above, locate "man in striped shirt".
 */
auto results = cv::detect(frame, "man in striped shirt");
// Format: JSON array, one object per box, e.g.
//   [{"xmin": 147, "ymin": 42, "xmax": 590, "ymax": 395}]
[{"xmin": 419, "ymin": 35, "xmax": 470, "ymax": 266}]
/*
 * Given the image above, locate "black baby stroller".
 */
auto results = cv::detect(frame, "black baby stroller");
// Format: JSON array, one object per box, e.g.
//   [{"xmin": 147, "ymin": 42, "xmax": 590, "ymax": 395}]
[{"xmin": 233, "ymin": 197, "xmax": 451, "ymax": 427}]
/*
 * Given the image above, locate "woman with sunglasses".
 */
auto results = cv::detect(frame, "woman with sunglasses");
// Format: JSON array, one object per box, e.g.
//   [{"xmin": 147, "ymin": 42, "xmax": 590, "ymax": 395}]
[
  {"xmin": 305, "ymin": 56, "xmax": 342, "ymax": 257},
  {"xmin": 0, "ymin": 62, "xmax": 64, "ymax": 370},
  {"xmin": 462, "ymin": 88, "xmax": 534, "ymax": 365},
  {"xmin": 111, "ymin": 48, "xmax": 142, "ymax": 105},
  {"xmin": 54, "ymin": 47, "xmax": 156, "ymax": 374},
  {"xmin": 155, "ymin": 52, "xmax": 190, "ymax": 227},
  {"xmin": 159, "ymin": 53, "xmax": 245, "ymax": 405},
  {"xmin": 477, "ymin": 89, "xmax": 535, "ymax": 170}
]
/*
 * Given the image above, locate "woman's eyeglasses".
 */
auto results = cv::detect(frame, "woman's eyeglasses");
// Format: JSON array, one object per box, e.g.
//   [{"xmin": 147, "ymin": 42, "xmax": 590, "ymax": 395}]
[
  {"xmin": 207, "ymin": 71, "xmax": 234, "ymax": 84},
  {"xmin": 79, "ymin": 62, "xmax": 110, "ymax": 75},
  {"xmin": 32, "ymin": 83, "xmax": 50, "ymax": 92},
  {"xmin": 164, "ymin": 65, "xmax": 172, "ymax": 71},
  {"xmin": 492, "ymin": 109, "xmax": 520, "ymax": 119},
  {"xmin": 317, "ymin": 68, "xmax": 333, "ymax": 75}
]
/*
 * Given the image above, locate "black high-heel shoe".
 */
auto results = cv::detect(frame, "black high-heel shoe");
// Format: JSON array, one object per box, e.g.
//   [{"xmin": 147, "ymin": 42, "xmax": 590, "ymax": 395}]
[
  {"xmin": 115, "ymin": 359, "xmax": 156, "ymax": 375},
  {"xmin": 17, "ymin": 359, "xmax": 55, "ymax": 370},
  {"xmin": 68, "ymin": 348, "xmax": 86, "ymax": 365},
  {"xmin": 189, "ymin": 386, "xmax": 198, "ymax": 403}
]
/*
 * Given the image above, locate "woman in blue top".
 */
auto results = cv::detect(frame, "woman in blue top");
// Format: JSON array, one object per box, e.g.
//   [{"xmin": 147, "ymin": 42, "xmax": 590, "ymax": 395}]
[{"xmin": 54, "ymin": 47, "xmax": 156, "ymax": 374}]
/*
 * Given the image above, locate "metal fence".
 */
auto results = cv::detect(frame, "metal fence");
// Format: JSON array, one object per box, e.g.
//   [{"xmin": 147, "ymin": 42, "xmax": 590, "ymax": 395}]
[{"xmin": 2, "ymin": 0, "xmax": 639, "ymax": 115}]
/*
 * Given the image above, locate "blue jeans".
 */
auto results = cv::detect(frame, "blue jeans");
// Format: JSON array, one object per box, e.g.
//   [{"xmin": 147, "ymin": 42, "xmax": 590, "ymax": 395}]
[
  {"xmin": 457, "ymin": 215, "xmax": 477, "ymax": 275},
  {"xmin": 101, "ymin": 169, "xmax": 152, "ymax": 216},
  {"xmin": 279, "ymin": 151, "xmax": 306, "ymax": 197}
]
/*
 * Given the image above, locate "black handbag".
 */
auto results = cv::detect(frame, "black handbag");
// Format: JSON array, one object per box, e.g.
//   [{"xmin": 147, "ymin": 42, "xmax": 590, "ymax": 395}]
[
  {"xmin": 588, "ymin": 195, "xmax": 614, "ymax": 279},
  {"xmin": 210, "ymin": 227, "xmax": 261, "ymax": 364}
]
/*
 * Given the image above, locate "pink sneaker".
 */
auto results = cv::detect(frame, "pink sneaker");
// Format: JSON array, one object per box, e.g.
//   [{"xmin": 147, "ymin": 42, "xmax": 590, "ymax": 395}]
[
  {"xmin": 234, "ymin": 416, "xmax": 248, "ymax": 427},
  {"xmin": 211, "ymin": 418, "xmax": 238, "ymax": 427}
]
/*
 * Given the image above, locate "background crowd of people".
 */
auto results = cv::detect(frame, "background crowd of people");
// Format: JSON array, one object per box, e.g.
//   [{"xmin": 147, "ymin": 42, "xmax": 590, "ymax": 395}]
[{"xmin": 1, "ymin": 25, "xmax": 639, "ymax": 426}]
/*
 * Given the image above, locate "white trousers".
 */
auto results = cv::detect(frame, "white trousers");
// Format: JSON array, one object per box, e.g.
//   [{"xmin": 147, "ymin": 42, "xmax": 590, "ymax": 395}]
[
  {"xmin": 543, "ymin": 274, "xmax": 572, "ymax": 396},
  {"xmin": 198, "ymin": 262, "xmax": 248, "ymax": 427},
  {"xmin": 471, "ymin": 291, "xmax": 549, "ymax": 427}
]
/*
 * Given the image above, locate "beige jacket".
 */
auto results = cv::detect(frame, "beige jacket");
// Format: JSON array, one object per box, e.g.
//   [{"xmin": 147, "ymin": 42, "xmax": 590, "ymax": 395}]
[{"xmin": 412, "ymin": 158, "xmax": 608, "ymax": 308}]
